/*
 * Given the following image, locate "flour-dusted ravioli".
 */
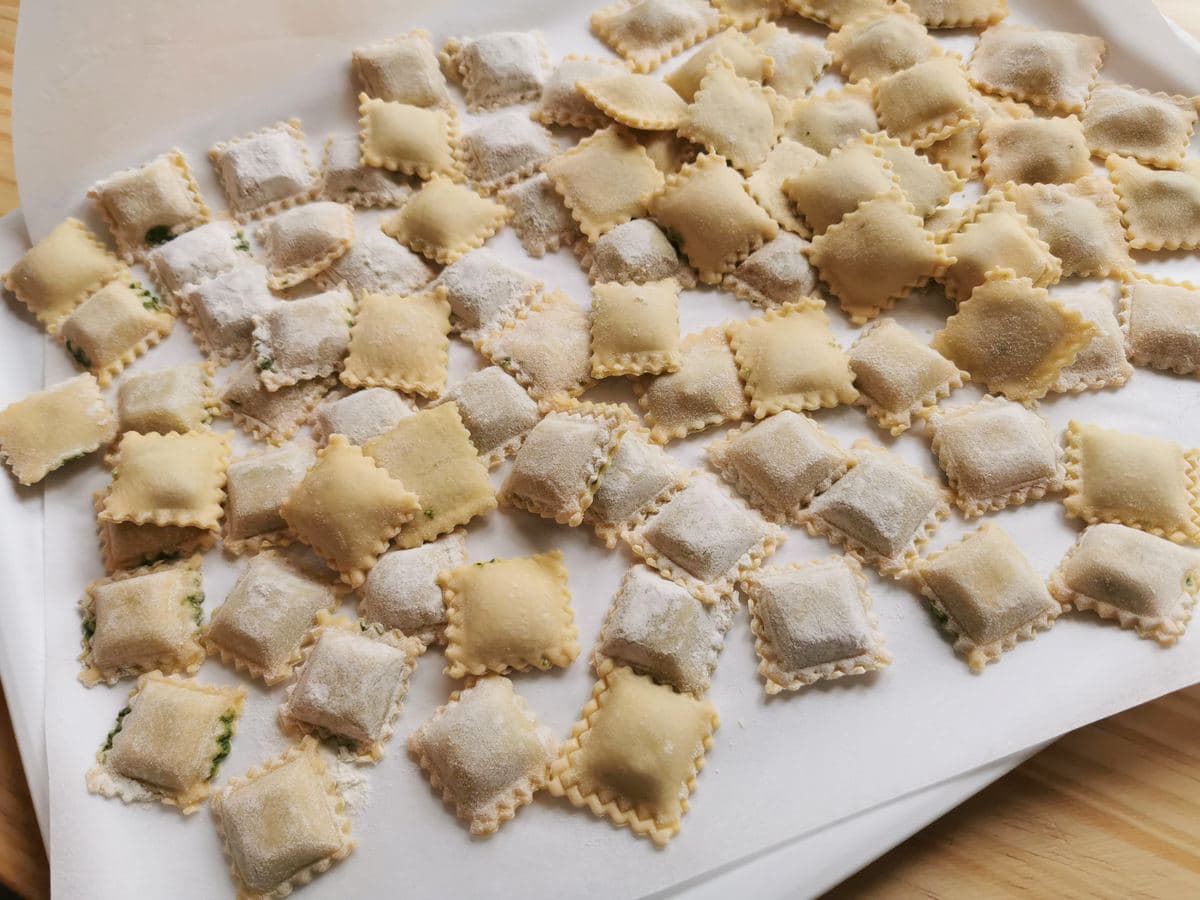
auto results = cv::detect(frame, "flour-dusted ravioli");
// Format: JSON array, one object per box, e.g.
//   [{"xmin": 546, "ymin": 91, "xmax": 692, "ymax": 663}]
[
  {"xmin": 441, "ymin": 550, "xmax": 580, "ymax": 677},
  {"xmin": 727, "ymin": 300, "xmax": 858, "ymax": 417},
  {"xmin": 544, "ymin": 126, "xmax": 665, "ymax": 242},
  {"xmin": 933, "ymin": 270, "xmax": 1094, "ymax": 401},
  {"xmin": 4, "ymin": 218, "xmax": 125, "ymax": 332},
  {"xmin": 309, "ymin": 388, "xmax": 414, "ymax": 447},
  {"xmin": 220, "ymin": 359, "xmax": 332, "ymax": 446},
  {"xmin": 1052, "ymin": 285, "xmax": 1132, "ymax": 393},
  {"xmin": 1063, "ymin": 421, "xmax": 1200, "ymax": 545},
  {"xmin": 916, "ymin": 523, "xmax": 1062, "ymax": 671},
  {"xmin": 1121, "ymin": 274, "xmax": 1200, "ymax": 376},
  {"xmin": 179, "ymin": 264, "xmax": 279, "ymax": 363},
  {"xmin": 0, "ymin": 374, "xmax": 116, "ymax": 486},
  {"xmin": 86, "ymin": 672, "xmax": 244, "ymax": 813},
  {"xmin": 650, "ymin": 152, "xmax": 777, "ymax": 284},
  {"xmin": 808, "ymin": 191, "xmax": 947, "ymax": 324},
  {"xmin": 280, "ymin": 613, "xmax": 421, "ymax": 761},
  {"xmin": 578, "ymin": 71, "xmax": 690, "ymax": 130},
  {"xmin": 352, "ymin": 29, "xmax": 452, "ymax": 107},
  {"xmin": 930, "ymin": 395, "xmax": 1064, "ymax": 516},
  {"xmin": 478, "ymin": 291, "xmax": 593, "ymax": 402},
  {"xmin": 707, "ymin": 410, "xmax": 851, "ymax": 522},
  {"xmin": 596, "ymin": 565, "xmax": 736, "ymax": 696},
  {"xmin": 723, "ymin": 233, "xmax": 818, "ymax": 309},
  {"xmin": 342, "ymin": 291, "xmax": 451, "ymax": 397},
  {"xmin": 316, "ymin": 226, "xmax": 436, "ymax": 297},
  {"xmin": 874, "ymin": 57, "xmax": 976, "ymax": 149},
  {"xmin": 440, "ymin": 366, "xmax": 540, "ymax": 467},
  {"xmin": 209, "ymin": 119, "xmax": 322, "ymax": 221},
  {"xmin": 383, "ymin": 176, "xmax": 509, "ymax": 264},
  {"xmin": 533, "ymin": 55, "xmax": 629, "ymax": 129},
  {"xmin": 581, "ymin": 218, "xmax": 696, "ymax": 287},
  {"xmin": 584, "ymin": 427, "xmax": 683, "ymax": 547},
  {"xmin": 89, "ymin": 150, "xmax": 210, "ymax": 261},
  {"xmin": 713, "ymin": 0, "xmax": 784, "ymax": 29},
  {"xmin": 665, "ymin": 27, "xmax": 773, "ymax": 103},
  {"xmin": 1083, "ymin": 83, "xmax": 1199, "ymax": 168},
  {"xmin": 786, "ymin": 81, "xmax": 879, "ymax": 154},
  {"xmin": 434, "ymin": 248, "xmax": 541, "ymax": 340},
  {"xmin": 790, "ymin": 0, "xmax": 892, "ymax": 28},
  {"xmin": 204, "ymin": 548, "xmax": 341, "ymax": 683},
  {"xmin": 1107, "ymin": 155, "xmax": 1200, "ymax": 252},
  {"xmin": 94, "ymin": 487, "xmax": 215, "ymax": 575},
  {"xmin": 591, "ymin": 0, "xmax": 721, "ymax": 72},
  {"xmin": 461, "ymin": 112, "xmax": 557, "ymax": 195},
  {"xmin": 364, "ymin": 403, "xmax": 497, "ymax": 548},
  {"xmin": 257, "ymin": 201, "xmax": 355, "ymax": 290},
  {"xmin": 827, "ymin": 2, "xmax": 943, "ymax": 84},
  {"xmin": 784, "ymin": 136, "xmax": 898, "ymax": 235},
  {"xmin": 500, "ymin": 173, "xmax": 580, "ymax": 258},
  {"xmin": 591, "ymin": 279, "xmax": 681, "ymax": 378},
  {"xmin": 1007, "ymin": 178, "xmax": 1132, "ymax": 279},
  {"xmin": 502, "ymin": 400, "xmax": 631, "ymax": 526},
  {"xmin": 357, "ymin": 95, "xmax": 463, "ymax": 181},
  {"xmin": 848, "ymin": 318, "xmax": 966, "ymax": 435},
  {"xmin": 146, "ymin": 220, "xmax": 248, "ymax": 298},
  {"xmin": 1050, "ymin": 524, "xmax": 1200, "ymax": 645},
  {"xmin": 224, "ymin": 444, "xmax": 316, "ymax": 554},
  {"xmin": 745, "ymin": 138, "xmax": 823, "ymax": 236},
  {"xmin": 548, "ymin": 665, "xmax": 718, "ymax": 846},
  {"xmin": 441, "ymin": 31, "xmax": 549, "ymax": 111},
  {"xmin": 939, "ymin": 190, "xmax": 1061, "ymax": 303},
  {"xmin": 58, "ymin": 279, "xmax": 174, "ymax": 386},
  {"xmin": 251, "ymin": 287, "xmax": 354, "ymax": 391},
  {"xmin": 743, "ymin": 556, "xmax": 889, "ymax": 694},
  {"xmin": 923, "ymin": 90, "xmax": 1033, "ymax": 179},
  {"xmin": 750, "ymin": 21, "xmax": 830, "ymax": 100},
  {"xmin": 322, "ymin": 134, "xmax": 416, "ymax": 208},
  {"xmin": 626, "ymin": 473, "xmax": 783, "ymax": 603},
  {"xmin": 211, "ymin": 738, "xmax": 354, "ymax": 897},
  {"xmin": 101, "ymin": 431, "xmax": 231, "ymax": 531},
  {"xmin": 968, "ymin": 24, "xmax": 1105, "ymax": 114},
  {"xmin": 360, "ymin": 532, "xmax": 467, "ymax": 645},
  {"xmin": 980, "ymin": 115, "xmax": 1091, "ymax": 189},
  {"xmin": 802, "ymin": 441, "xmax": 950, "ymax": 578},
  {"xmin": 907, "ymin": 0, "xmax": 1006, "ymax": 27},
  {"xmin": 79, "ymin": 556, "xmax": 205, "ymax": 687},
  {"xmin": 863, "ymin": 130, "xmax": 964, "ymax": 219},
  {"xmin": 116, "ymin": 363, "xmax": 216, "ymax": 438},
  {"xmin": 410, "ymin": 676, "xmax": 557, "ymax": 836}
]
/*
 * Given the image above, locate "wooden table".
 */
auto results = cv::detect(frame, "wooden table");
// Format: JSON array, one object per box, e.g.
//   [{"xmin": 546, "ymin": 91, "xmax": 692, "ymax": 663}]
[{"xmin": 1, "ymin": 4, "xmax": 1199, "ymax": 898}]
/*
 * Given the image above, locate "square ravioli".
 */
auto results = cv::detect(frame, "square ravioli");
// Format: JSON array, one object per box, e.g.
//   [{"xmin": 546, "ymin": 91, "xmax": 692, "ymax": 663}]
[
  {"xmin": 848, "ymin": 318, "xmax": 967, "ymax": 436},
  {"xmin": 363, "ymin": 402, "xmax": 497, "ymax": 548},
  {"xmin": 581, "ymin": 218, "xmax": 696, "ymax": 287},
  {"xmin": 58, "ymin": 279, "xmax": 175, "ymax": 386},
  {"xmin": 94, "ymin": 487, "xmax": 215, "ymax": 574},
  {"xmin": 544, "ymin": 126, "xmax": 665, "ymax": 243},
  {"xmin": 802, "ymin": 442, "xmax": 949, "ymax": 578},
  {"xmin": 280, "ymin": 614, "xmax": 421, "ymax": 761},
  {"xmin": 1083, "ymin": 83, "xmax": 1199, "ymax": 168},
  {"xmin": 116, "ymin": 363, "xmax": 217, "ymax": 436},
  {"xmin": 317, "ymin": 225, "xmax": 435, "ymax": 296},
  {"xmin": 433, "ymin": 248, "xmax": 541, "ymax": 339},
  {"xmin": 548, "ymin": 665, "xmax": 718, "ymax": 847},
  {"xmin": 585, "ymin": 426, "xmax": 686, "ymax": 546},
  {"xmin": 478, "ymin": 291, "xmax": 593, "ymax": 402},
  {"xmin": 382, "ymin": 176, "xmax": 509, "ymax": 264},
  {"xmin": 500, "ymin": 173, "xmax": 580, "ymax": 257},
  {"xmin": 626, "ymin": 474, "xmax": 783, "ymax": 603},
  {"xmin": 461, "ymin": 112, "xmax": 557, "ymax": 194},
  {"xmin": 1121, "ymin": 275, "xmax": 1200, "ymax": 376},
  {"xmin": 251, "ymin": 287, "xmax": 354, "ymax": 392},
  {"xmin": 1063, "ymin": 421, "xmax": 1200, "ymax": 545},
  {"xmin": 747, "ymin": 138, "xmax": 823, "ymax": 237},
  {"xmin": 359, "ymin": 532, "xmax": 468, "ymax": 644},
  {"xmin": 309, "ymin": 388, "xmax": 414, "ymax": 447},
  {"xmin": 4, "ymin": 218, "xmax": 126, "ymax": 331},
  {"xmin": 808, "ymin": 192, "xmax": 947, "ymax": 324},
  {"xmin": 590, "ymin": 279, "xmax": 681, "ymax": 378},
  {"xmin": 224, "ymin": 444, "xmax": 316, "ymax": 554},
  {"xmin": 650, "ymin": 153, "xmax": 777, "ymax": 285},
  {"xmin": 749, "ymin": 21, "xmax": 831, "ymax": 100},
  {"xmin": 1007, "ymin": 179, "xmax": 1132, "ymax": 279},
  {"xmin": 907, "ymin": 0, "xmax": 1007, "ymax": 27},
  {"xmin": 596, "ymin": 566, "xmax": 736, "ymax": 696},
  {"xmin": 827, "ymin": 3, "xmax": 943, "ymax": 83},
  {"xmin": 86, "ymin": 672, "xmax": 245, "ymax": 813},
  {"xmin": 932, "ymin": 269, "xmax": 1094, "ymax": 401},
  {"xmin": 180, "ymin": 263, "xmax": 279, "ymax": 363},
  {"xmin": 783, "ymin": 136, "xmax": 899, "ymax": 236},
  {"xmin": 282, "ymin": 434, "xmax": 420, "ymax": 587},
  {"xmin": 89, "ymin": 150, "xmax": 210, "ymax": 261},
  {"xmin": 409, "ymin": 676, "xmax": 557, "ymax": 836},
  {"xmin": 873, "ymin": 57, "xmax": 975, "ymax": 148},
  {"xmin": 723, "ymin": 233, "xmax": 819, "ymax": 309},
  {"xmin": 917, "ymin": 524, "xmax": 1063, "ymax": 671},
  {"xmin": 440, "ymin": 550, "xmax": 580, "ymax": 677},
  {"xmin": 100, "ymin": 431, "xmax": 231, "ymax": 532},
  {"xmin": 1106, "ymin": 155, "xmax": 1200, "ymax": 252},
  {"xmin": 577, "ymin": 70, "xmax": 690, "ymax": 131},
  {"xmin": 533, "ymin": 55, "xmax": 629, "ymax": 129},
  {"xmin": 256, "ymin": 201, "xmax": 355, "ymax": 290},
  {"xmin": 211, "ymin": 738, "xmax": 354, "ymax": 898},
  {"xmin": 786, "ymin": 82, "xmax": 879, "ymax": 155},
  {"xmin": 923, "ymin": 91, "xmax": 1034, "ymax": 179},
  {"xmin": 322, "ymin": 134, "xmax": 416, "ymax": 208},
  {"xmin": 664, "ymin": 28, "xmax": 772, "ymax": 103},
  {"xmin": 440, "ymin": 366, "xmax": 541, "ymax": 468},
  {"xmin": 357, "ymin": 95, "xmax": 463, "ymax": 180},
  {"xmin": 209, "ymin": 119, "xmax": 322, "ymax": 220},
  {"xmin": 204, "ymin": 548, "xmax": 340, "ymax": 683},
  {"xmin": 1050, "ymin": 524, "xmax": 1200, "ymax": 645},
  {"xmin": 743, "ymin": 556, "xmax": 890, "ymax": 694},
  {"xmin": 146, "ymin": 220, "xmax": 248, "ymax": 298},
  {"xmin": 865, "ymin": 131, "xmax": 965, "ymax": 219},
  {"xmin": 341, "ymin": 291, "xmax": 451, "ymax": 398},
  {"xmin": 0, "ymin": 373, "xmax": 116, "ymax": 486},
  {"xmin": 707, "ymin": 411, "xmax": 851, "ymax": 523},
  {"xmin": 727, "ymin": 300, "xmax": 858, "ymax": 417},
  {"xmin": 1052, "ymin": 286, "xmax": 1132, "ymax": 393},
  {"xmin": 441, "ymin": 31, "xmax": 549, "ymax": 111},
  {"xmin": 930, "ymin": 395, "xmax": 1065, "ymax": 516},
  {"xmin": 220, "ymin": 358, "xmax": 332, "ymax": 446},
  {"xmin": 352, "ymin": 30, "xmax": 452, "ymax": 107},
  {"xmin": 591, "ymin": 0, "xmax": 720, "ymax": 72},
  {"xmin": 635, "ymin": 327, "xmax": 749, "ymax": 443},
  {"xmin": 979, "ymin": 115, "xmax": 1092, "ymax": 189},
  {"xmin": 678, "ymin": 57, "xmax": 789, "ymax": 175},
  {"xmin": 968, "ymin": 24, "xmax": 1105, "ymax": 114},
  {"xmin": 502, "ymin": 401, "xmax": 631, "ymax": 527},
  {"xmin": 790, "ymin": 0, "xmax": 892, "ymax": 28},
  {"xmin": 79, "ymin": 556, "xmax": 206, "ymax": 687}
]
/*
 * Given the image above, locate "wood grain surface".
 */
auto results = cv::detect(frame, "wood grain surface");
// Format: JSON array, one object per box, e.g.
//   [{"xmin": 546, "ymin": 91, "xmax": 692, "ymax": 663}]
[{"xmin": 0, "ymin": 3, "xmax": 1198, "ymax": 899}]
